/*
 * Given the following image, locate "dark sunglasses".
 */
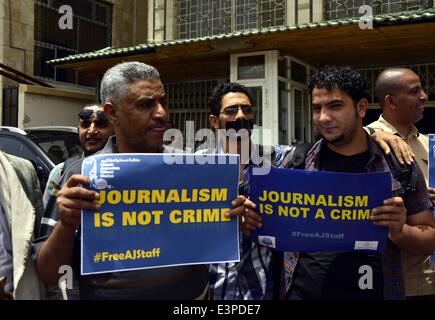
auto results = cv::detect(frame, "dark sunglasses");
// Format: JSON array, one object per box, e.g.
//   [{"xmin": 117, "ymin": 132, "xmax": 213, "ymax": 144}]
[
  {"xmin": 220, "ymin": 104, "xmax": 254, "ymax": 116},
  {"xmin": 78, "ymin": 109, "xmax": 109, "ymax": 129}
]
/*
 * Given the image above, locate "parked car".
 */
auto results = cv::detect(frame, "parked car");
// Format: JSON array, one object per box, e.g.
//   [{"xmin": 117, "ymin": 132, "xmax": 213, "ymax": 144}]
[
  {"xmin": 0, "ymin": 127, "xmax": 54, "ymax": 191},
  {"xmin": 0, "ymin": 126, "xmax": 81, "ymax": 191},
  {"xmin": 25, "ymin": 126, "xmax": 82, "ymax": 164}
]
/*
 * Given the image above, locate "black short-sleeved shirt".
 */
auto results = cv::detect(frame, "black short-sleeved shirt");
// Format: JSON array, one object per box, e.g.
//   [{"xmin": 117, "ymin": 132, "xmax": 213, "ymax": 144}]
[{"xmin": 287, "ymin": 144, "xmax": 384, "ymax": 300}]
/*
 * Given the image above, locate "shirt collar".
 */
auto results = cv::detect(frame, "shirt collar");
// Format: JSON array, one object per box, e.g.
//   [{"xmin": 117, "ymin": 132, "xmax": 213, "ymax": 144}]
[
  {"xmin": 308, "ymin": 133, "xmax": 384, "ymax": 169},
  {"xmin": 377, "ymin": 114, "xmax": 420, "ymax": 139},
  {"xmin": 98, "ymin": 135, "xmax": 166, "ymax": 154},
  {"xmin": 215, "ymin": 137, "xmax": 263, "ymax": 166}
]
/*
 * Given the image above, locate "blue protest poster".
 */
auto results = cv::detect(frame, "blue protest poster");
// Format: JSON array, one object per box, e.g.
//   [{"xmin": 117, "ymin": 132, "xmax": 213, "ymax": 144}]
[
  {"xmin": 249, "ymin": 167, "xmax": 391, "ymax": 252},
  {"xmin": 430, "ymin": 134, "xmax": 435, "ymax": 189},
  {"xmin": 81, "ymin": 153, "xmax": 240, "ymax": 275}
]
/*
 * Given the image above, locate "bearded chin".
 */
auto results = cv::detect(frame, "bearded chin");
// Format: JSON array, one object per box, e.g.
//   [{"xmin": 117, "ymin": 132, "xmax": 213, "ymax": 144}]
[{"xmin": 324, "ymin": 134, "xmax": 345, "ymax": 145}]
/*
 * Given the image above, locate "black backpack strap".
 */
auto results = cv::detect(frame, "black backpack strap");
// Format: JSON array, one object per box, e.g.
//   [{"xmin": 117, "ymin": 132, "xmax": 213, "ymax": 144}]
[
  {"xmin": 385, "ymin": 151, "xmax": 417, "ymax": 194},
  {"xmin": 254, "ymin": 144, "xmax": 277, "ymax": 168},
  {"xmin": 271, "ymin": 249, "xmax": 284, "ymax": 299},
  {"xmin": 284, "ymin": 143, "xmax": 313, "ymax": 169}
]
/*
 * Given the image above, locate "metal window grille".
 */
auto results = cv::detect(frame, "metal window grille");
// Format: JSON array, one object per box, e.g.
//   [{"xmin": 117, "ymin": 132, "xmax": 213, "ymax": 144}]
[
  {"xmin": 175, "ymin": 0, "xmax": 286, "ymax": 39},
  {"xmin": 165, "ymin": 79, "xmax": 227, "ymax": 139},
  {"xmin": 34, "ymin": 0, "xmax": 112, "ymax": 85},
  {"xmin": 358, "ymin": 63, "xmax": 435, "ymax": 103},
  {"xmin": 325, "ymin": 0, "xmax": 433, "ymax": 20},
  {"xmin": 410, "ymin": 64, "xmax": 435, "ymax": 101}
]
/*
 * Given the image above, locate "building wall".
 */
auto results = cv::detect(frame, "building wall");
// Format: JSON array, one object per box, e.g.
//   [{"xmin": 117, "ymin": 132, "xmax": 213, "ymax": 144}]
[
  {"xmin": 0, "ymin": 0, "xmax": 34, "ymax": 75},
  {"xmin": 1, "ymin": 0, "xmax": 148, "ymax": 126},
  {"xmin": 312, "ymin": 0, "xmax": 324, "ymax": 23},
  {"xmin": 0, "ymin": 0, "xmax": 34, "ymax": 124},
  {"xmin": 154, "ymin": 0, "xmax": 169, "ymax": 42},
  {"xmin": 18, "ymin": 85, "xmax": 94, "ymax": 129},
  {"xmin": 297, "ymin": 0, "xmax": 312, "ymax": 24},
  {"xmin": 149, "ymin": 0, "xmax": 324, "ymax": 41},
  {"xmin": 112, "ymin": 0, "xmax": 148, "ymax": 48},
  {"xmin": 0, "ymin": 0, "xmax": 149, "ymax": 82}
]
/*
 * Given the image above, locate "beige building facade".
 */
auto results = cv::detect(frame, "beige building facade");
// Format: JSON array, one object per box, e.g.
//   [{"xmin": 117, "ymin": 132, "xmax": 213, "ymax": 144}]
[
  {"xmin": 1, "ymin": 0, "xmax": 435, "ymax": 300},
  {"xmin": 3, "ymin": 0, "xmax": 435, "ymax": 139},
  {"xmin": 51, "ymin": 0, "xmax": 435, "ymax": 145},
  {"xmin": 0, "ymin": 0, "xmax": 148, "ymax": 128}
]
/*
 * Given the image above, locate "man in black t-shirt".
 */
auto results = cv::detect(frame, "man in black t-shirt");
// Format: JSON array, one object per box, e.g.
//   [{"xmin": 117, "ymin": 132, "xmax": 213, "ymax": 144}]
[
  {"xmin": 288, "ymin": 145, "xmax": 385, "ymax": 300},
  {"xmin": 284, "ymin": 66, "xmax": 435, "ymax": 300}
]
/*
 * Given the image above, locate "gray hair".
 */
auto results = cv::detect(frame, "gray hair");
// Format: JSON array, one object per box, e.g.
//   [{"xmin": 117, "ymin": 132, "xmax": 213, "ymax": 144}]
[{"xmin": 100, "ymin": 61, "xmax": 161, "ymax": 104}]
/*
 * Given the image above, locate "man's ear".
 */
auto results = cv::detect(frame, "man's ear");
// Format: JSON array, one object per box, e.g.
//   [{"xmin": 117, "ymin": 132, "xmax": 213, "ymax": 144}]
[
  {"xmin": 103, "ymin": 102, "xmax": 119, "ymax": 126},
  {"xmin": 357, "ymin": 98, "xmax": 368, "ymax": 118},
  {"xmin": 384, "ymin": 95, "xmax": 396, "ymax": 110},
  {"xmin": 209, "ymin": 114, "xmax": 220, "ymax": 129}
]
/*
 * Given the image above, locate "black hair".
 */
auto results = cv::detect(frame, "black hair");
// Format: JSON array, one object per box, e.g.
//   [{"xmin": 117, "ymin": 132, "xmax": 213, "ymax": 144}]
[
  {"xmin": 308, "ymin": 66, "xmax": 371, "ymax": 105},
  {"xmin": 208, "ymin": 82, "xmax": 254, "ymax": 116}
]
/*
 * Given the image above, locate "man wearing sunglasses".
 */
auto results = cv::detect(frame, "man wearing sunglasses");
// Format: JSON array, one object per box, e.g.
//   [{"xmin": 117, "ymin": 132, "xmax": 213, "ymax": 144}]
[
  {"xmin": 40, "ymin": 104, "xmax": 113, "ymax": 300},
  {"xmin": 77, "ymin": 105, "xmax": 113, "ymax": 156},
  {"xmin": 205, "ymin": 83, "xmax": 293, "ymax": 300},
  {"xmin": 204, "ymin": 82, "xmax": 418, "ymax": 301},
  {"xmin": 42, "ymin": 104, "xmax": 114, "ymax": 208}
]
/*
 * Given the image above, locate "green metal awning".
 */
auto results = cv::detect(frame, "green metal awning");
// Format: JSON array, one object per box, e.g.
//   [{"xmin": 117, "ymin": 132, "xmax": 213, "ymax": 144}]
[
  {"xmin": 47, "ymin": 8, "xmax": 435, "ymax": 80},
  {"xmin": 48, "ymin": 8, "xmax": 435, "ymax": 65}
]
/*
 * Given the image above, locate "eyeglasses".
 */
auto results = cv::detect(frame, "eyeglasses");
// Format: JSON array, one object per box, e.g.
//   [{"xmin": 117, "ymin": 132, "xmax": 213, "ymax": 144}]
[
  {"xmin": 78, "ymin": 109, "xmax": 109, "ymax": 129},
  {"xmin": 220, "ymin": 104, "xmax": 254, "ymax": 116}
]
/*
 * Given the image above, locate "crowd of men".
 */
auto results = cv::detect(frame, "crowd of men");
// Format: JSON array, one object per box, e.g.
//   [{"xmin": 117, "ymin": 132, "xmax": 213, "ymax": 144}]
[{"xmin": 1, "ymin": 61, "xmax": 434, "ymax": 300}]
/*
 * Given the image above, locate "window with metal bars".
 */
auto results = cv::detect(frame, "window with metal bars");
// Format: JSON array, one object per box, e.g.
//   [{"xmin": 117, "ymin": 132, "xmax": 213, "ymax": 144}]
[
  {"xmin": 361, "ymin": 64, "xmax": 435, "ymax": 134},
  {"xmin": 325, "ymin": 0, "xmax": 433, "ymax": 20},
  {"xmin": 175, "ymin": 0, "xmax": 286, "ymax": 40},
  {"xmin": 165, "ymin": 79, "xmax": 228, "ymax": 147},
  {"xmin": 34, "ymin": 0, "xmax": 112, "ymax": 86},
  {"xmin": 358, "ymin": 63, "xmax": 435, "ymax": 103}
]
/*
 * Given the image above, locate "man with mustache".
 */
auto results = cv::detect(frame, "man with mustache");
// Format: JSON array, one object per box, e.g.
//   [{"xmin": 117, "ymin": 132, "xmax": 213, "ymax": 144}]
[
  {"xmin": 41, "ymin": 103, "xmax": 114, "ymax": 300},
  {"xmin": 34, "ymin": 61, "xmax": 247, "ymax": 299},
  {"xmin": 42, "ymin": 104, "xmax": 114, "ymax": 208},
  {"xmin": 203, "ymin": 82, "xmax": 291, "ymax": 300},
  {"xmin": 202, "ymin": 82, "xmax": 417, "ymax": 300},
  {"xmin": 367, "ymin": 68, "xmax": 435, "ymax": 300}
]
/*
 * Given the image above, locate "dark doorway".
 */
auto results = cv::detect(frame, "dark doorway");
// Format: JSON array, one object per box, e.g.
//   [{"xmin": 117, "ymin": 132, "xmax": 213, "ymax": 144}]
[{"xmin": 2, "ymin": 85, "xmax": 19, "ymax": 126}]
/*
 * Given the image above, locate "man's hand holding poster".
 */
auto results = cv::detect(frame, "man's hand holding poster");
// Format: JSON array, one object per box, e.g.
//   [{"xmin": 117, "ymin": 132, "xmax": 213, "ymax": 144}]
[
  {"xmin": 249, "ymin": 167, "xmax": 391, "ymax": 252},
  {"xmin": 81, "ymin": 154, "xmax": 240, "ymax": 275}
]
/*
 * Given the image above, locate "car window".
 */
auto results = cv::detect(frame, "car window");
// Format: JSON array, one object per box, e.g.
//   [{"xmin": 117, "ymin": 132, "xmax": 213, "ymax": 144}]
[
  {"xmin": 38, "ymin": 141, "xmax": 68, "ymax": 164},
  {"xmin": 28, "ymin": 132, "xmax": 82, "ymax": 164},
  {"xmin": 0, "ymin": 135, "xmax": 36, "ymax": 160},
  {"xmin": 0, "ymin": 133, "xmax": 53, "ymax": 192}
]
